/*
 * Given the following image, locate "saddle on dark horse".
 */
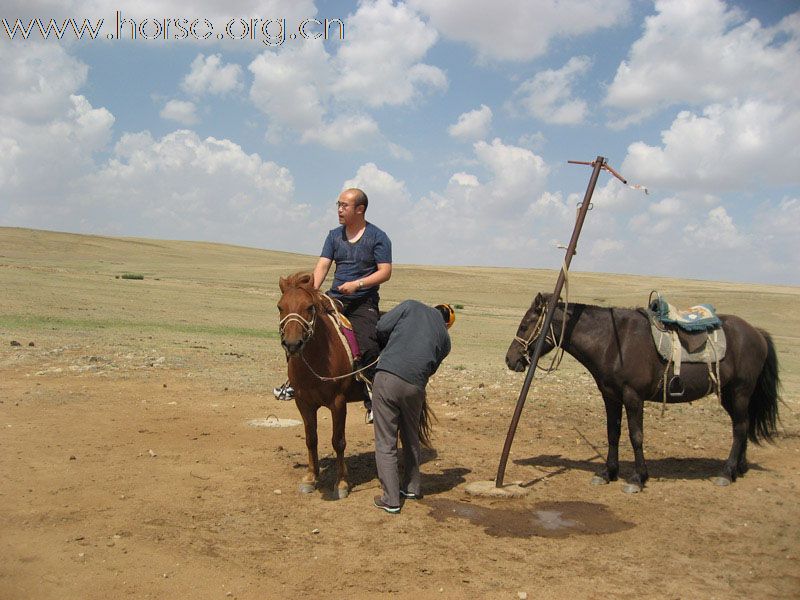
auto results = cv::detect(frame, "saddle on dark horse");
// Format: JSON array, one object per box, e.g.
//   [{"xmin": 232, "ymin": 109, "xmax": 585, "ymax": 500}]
[{"xmin": 647, "ymin": 291, "xmax": 726, "ymax": 400}]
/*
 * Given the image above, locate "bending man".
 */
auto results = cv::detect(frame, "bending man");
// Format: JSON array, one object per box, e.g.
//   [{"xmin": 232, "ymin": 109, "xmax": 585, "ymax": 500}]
[{"xmin": 372, "ymin": 301, "xmax": 454, "ymax": 513}]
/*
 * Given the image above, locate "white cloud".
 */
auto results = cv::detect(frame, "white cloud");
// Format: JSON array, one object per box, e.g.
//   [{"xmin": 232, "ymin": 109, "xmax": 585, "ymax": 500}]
[
  {"xmin": 448, "ymin": 105, "xmax": 492, "ymax": 141},
  {"xmin": 160, "ymin": 99, "xmax": 198, "ymax": 125},
  {"xmin": 388, "ymin": 142, "xmax": 413, "ymax": 161},
  {"xmin": 331, "ymin": 0, "xmax": 446, "ymax": 106},
  {"xmin": 249, "ymin": 41, "xmax": 330, "ymax": 136},
  {"xmin": 517, "ymin": 131, "xmax": 547, "ymax": 151},
  {"xmin": 248, "ymin": 0, "xmax": 445, "ymax": 151},
  {"xmin": 590, "ymin": 178, "xmax": 646, "ymax": 212},
  {"xmin": 473, "ymin": 138, "xmax": 550, "ymax": 212},
  {"xmin": 1, "ymin": 93, "xmax": 114, "ymax": 221},
  {"xmin": 409, "ymin": 0, "xmax": 630, "ymax": 62},
  {"xmin": 649, "ymin": 196, "xmax": 683, "ymax": 217},
  {"xmin": 0, "ymin": 43, "xmax": 88, "ymax": 122},
  {"xmin": 182, "ymin": 54, "xmax": 243, "ymax": 96},
  {"xmin": 683, "ymin": 205, "xmax": 749, "ymax": 249},
  {"xmin": 74, "ymin": 129, "xmax": 306, "ymax": 248},
  {"xmin": 335, "ymin": 140, "xmax": 555, "ymax": 266},
  {"xmin": 449, "ymin": 172, "xmax": 479, "ymax": 187},
  {"xmin": 622, "ymin": 100, "xmax": 800, "ymax": 191},
  {"xmin": 591, "ymin": 238, "xmax": 624, "ymax": 257},
  {"xmin": 512, "ymin": 56, "xmax": 591, "ymax": 124},
  {"xmin": 300, "ymin": 114, "xmax": 381, "ymax": 150},
  {"xmin": 606, "ymin": 0, "xmax": 800, "ymax": 118}
]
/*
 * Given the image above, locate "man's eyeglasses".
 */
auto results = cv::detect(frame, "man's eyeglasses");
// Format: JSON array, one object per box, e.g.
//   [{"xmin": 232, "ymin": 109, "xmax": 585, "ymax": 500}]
[{"xmin": 336, "ymin": 202, "xmax": 355, "ymax": 209}]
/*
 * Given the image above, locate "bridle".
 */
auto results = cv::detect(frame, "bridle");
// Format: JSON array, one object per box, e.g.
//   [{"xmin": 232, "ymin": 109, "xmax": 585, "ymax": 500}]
[
  {"xmin": 279, "ymin": 305, "xmax": 317, "ymax": 353},
  {"xmin": 512, "ymin": 298, "xmax": 568, "ymax": 372}
]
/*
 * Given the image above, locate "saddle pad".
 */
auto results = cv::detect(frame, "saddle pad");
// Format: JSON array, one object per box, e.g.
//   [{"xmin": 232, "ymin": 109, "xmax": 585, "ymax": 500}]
[
  {"xmin": 650, "ymin": 297, "xmax": 722, "ymax": 331},
  {"xmin": 650, "ymin": 321, "xmax": 727, "ymax": 363},
  {"xmin": 320, "ymin": 295, "xmax": 360, "ymax": 363},
  {"xmin": 326, "ymin": 313, "xmax": 357, "ymax": 366}
]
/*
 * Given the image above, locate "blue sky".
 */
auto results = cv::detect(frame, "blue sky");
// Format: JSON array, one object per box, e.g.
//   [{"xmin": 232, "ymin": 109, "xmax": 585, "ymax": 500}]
[{"xmin": 2, "ymin": 0, "xmax": 799, "ymax": 284}]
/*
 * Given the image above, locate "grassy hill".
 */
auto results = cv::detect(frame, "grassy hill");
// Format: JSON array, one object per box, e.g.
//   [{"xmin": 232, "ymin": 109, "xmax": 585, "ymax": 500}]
[{"xmin": 1, "ymin": 226, "xmax": 798, "ymax": 394}]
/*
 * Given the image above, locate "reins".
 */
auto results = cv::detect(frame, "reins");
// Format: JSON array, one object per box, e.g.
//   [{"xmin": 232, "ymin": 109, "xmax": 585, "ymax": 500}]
[{"xmin": 280, "ymin": 288, "xmax": 377, "ymax": 383}]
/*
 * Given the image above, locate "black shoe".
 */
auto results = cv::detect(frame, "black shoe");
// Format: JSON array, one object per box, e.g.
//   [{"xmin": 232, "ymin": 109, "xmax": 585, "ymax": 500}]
[
  {"xmin": 373, "ymin": 495, "xmax": 400, "ymax": 514},
  {"xmin": 400, "ymin": 489, "xmax": 422, "ymax": 500}
]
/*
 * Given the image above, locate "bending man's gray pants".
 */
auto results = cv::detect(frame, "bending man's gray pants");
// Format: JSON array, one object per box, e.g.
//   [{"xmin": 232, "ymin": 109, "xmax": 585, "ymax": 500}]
[{"xmin": 372, "ymin": 370, "xmax": 425, "ymax": 507}]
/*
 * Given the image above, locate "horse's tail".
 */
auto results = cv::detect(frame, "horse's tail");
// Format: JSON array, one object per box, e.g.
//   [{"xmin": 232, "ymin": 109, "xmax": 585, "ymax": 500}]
[
  {"xmin": 748, "ymin": 329, "xmax": 781, "ymax": 444},
  {"xmin": 419, "ymin": 396, "xmax": 436, "ymax": 449}
]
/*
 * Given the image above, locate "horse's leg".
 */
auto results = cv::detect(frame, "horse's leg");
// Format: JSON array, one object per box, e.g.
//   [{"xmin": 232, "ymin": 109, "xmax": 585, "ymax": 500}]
[
  {"xmin": 715, "ymin": 385, "xmax": 750, "ymax": 486},
  {"xmin": 622, "ymin": 392, "xmax": 648, "ymax": 493},
  {"xmin": 592, "ymin": 394, "xmax": 622, "ymax": 485},
  {"xmin": 297, "ymin": 402, "xmax": 320, "ymax": 494},
  {"xmin": 330, "ymin": 393, "xmax": 350, "ymax": 500}
]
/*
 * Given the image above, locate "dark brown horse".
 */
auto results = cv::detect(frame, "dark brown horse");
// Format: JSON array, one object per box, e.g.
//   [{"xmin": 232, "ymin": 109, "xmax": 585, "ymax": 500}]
[
  {"xmin": 277, "ymin": 272, "xmax": 365, "ymax": 499},
  {"xmin": 506, "ymin": 293, "xmax": 780, "ymax": 493}
]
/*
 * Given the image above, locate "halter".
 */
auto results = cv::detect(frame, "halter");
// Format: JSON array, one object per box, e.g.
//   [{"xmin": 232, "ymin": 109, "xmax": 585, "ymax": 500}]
[
  {"xmin": 279, "ymin": 306, "xmax": 316, "ymax": 350},
  {"xmin": 512, "ymin": 298, "xmax": 568, "ymax": 373}
]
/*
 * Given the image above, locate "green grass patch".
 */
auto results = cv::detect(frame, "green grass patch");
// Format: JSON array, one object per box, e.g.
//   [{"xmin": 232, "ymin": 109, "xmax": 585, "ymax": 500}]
[
  {"xmin": 119, "ymin": 273, "xmax": 145, "ymax": 280},
  {"xmin": 0, "ymin": 314, "xmax": 279, "ymax": 339}
]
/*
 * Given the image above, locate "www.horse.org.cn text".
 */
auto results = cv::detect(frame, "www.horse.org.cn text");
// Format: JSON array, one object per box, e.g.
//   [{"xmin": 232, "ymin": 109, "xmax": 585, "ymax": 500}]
[{"xmin": 1, "ymin": 12, "xmax": 346, "ymax": 46}]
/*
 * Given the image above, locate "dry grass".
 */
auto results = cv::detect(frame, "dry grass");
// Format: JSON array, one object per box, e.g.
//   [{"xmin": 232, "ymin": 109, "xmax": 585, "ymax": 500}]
[{"xmin": 2, "ymin": 226, "xmax": 798, "ymax": 395}]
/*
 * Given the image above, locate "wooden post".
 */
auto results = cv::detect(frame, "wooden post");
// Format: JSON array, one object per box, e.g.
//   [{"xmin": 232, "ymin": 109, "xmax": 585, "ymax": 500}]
[{"xmin": 495, "ymin": 156, "xmax": 606, "ymax": 487}]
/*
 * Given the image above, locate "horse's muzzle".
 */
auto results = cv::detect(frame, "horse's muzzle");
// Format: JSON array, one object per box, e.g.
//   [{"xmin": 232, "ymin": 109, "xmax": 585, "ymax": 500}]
[
  {"xmin": 282, "ymin": 338, "xmax": 304, "ymax": 357},
  {"xmin": 505, "ymin": 353, "xmax": 527, "ymax": 372}
]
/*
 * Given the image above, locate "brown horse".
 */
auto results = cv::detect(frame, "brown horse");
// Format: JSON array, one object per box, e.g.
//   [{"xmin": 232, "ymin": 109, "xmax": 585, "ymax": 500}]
[
  {"xmin": 277, "ymin": 272, "xmax": 367, "ymax": 499},
  {"xmin": 506, "ymin": 293, "xmax": 780, "ymax": 493}
]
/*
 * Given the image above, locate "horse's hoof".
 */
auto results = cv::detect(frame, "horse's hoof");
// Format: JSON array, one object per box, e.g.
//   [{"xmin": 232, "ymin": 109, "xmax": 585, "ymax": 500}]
[
  {"xmin": 590, "ymin": 475, "xmax": 609, "ymax": 486},
  {"xmin": 622, "ymin": 483, "xmax": 642, "ymax": 494},
  {"xmin": 298, "ymin": 482, "xmax": 316, "ymax": 494},
  {"xmin": 333, "ymin": 486, "xmax": 350, "ymax": 500},
  {"xmin": 712, "ymin": 476, "xmax": 731, "ymax": 487}
]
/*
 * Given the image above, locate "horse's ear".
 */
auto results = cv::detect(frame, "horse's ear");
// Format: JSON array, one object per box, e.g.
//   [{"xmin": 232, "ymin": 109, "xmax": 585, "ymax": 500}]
[
  {"xmin": 279, "ymin": 276, "xmax": 289, "ymax": 293},
  {"xmin": 297, "ymin": 273, "xmax": 314, "ymax": 288},
  {"xmin": 534, "ymin": 292, "xmax": 545, "ymax": 309}
]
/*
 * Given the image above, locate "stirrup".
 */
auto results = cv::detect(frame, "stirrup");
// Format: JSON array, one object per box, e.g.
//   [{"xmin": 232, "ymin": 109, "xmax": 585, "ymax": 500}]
[{"xmin": 668, "ymin": 375, "xmax": 685, "ymax": 398}]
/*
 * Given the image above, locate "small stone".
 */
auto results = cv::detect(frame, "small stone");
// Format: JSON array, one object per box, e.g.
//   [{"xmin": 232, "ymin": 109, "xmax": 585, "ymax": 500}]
[
  {"xmin": 273, "ymin": 489, "xmax": 282, "ymax": 495},
  {"xmin": 10, "ymin": 341, "xmax": 21, "ymax": 347},
  {"xmin": 69, "ymin": 455, "xmax": 77, "ymax": 461},
  {"xmin": 311, "ymin": 528, "xmax": 320, "ymax": 534},
  {"xmin": 28, "ymin": 342, "xmax": 35, "ymax": 347},
  {"xmin": 518, "ymin": 593, "xmax": 528, "ymax": 600},
  {"xmin": 148, "ymin": 449, "xmax": 157, "ymax": 457}
]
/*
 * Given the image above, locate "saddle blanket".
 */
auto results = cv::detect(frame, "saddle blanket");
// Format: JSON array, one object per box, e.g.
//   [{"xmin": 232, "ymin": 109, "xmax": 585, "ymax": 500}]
[
  {"xmin": 321, "ymin": 295, "xmax": 361, "ymax": 366},
  {"xmin": 649, "ymin": 296, "xmax": 722, "ymax": 332},
  {"xmin": 337, "ymin": 313, "xmax": 361, "ymax": 361},
  {"xmin": 650, "ymin": 321, "xmax": 727, "ymax": 364}
]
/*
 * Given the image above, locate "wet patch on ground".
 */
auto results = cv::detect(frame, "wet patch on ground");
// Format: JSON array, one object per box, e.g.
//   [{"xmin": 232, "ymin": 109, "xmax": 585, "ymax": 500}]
[{"xmin": 425, "ymin": 498, "xmax": 634, "ymax": 538}]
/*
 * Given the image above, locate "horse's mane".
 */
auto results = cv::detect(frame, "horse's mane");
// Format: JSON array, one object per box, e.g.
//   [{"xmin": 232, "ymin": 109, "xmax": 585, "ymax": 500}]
[{"xmin": 280, "ymin": 271, "xmax": 332, "ymax": 313}]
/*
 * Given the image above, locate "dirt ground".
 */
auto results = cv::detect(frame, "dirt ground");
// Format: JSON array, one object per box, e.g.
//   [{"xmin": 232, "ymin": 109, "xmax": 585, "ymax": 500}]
[
  {"xmin": 2, "ymin": 331, "xmax": 798, "ymax": 600},
  {"xmin": 1, "ymin": 229, "xmax": 798, "ymax": 599}
]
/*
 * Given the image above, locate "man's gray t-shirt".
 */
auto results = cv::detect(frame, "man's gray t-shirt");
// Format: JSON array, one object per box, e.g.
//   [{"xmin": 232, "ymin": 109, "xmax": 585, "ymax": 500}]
[{"xmin": 375, "ymin": 300, "xmax": 451, "ymax": 389}]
